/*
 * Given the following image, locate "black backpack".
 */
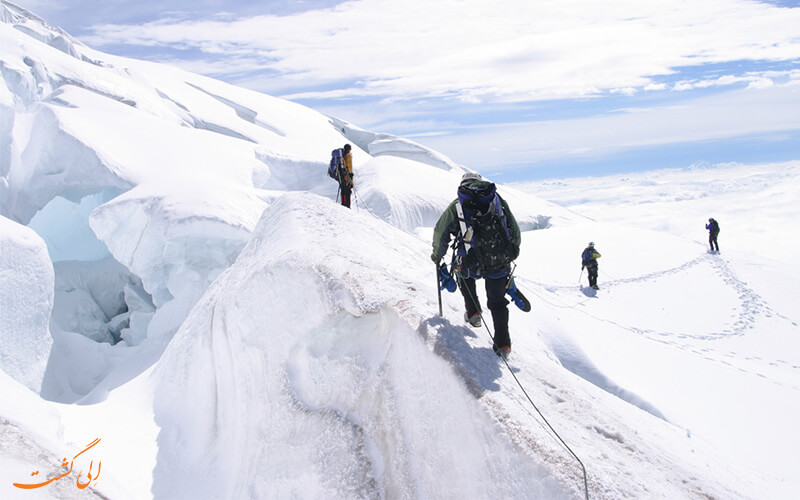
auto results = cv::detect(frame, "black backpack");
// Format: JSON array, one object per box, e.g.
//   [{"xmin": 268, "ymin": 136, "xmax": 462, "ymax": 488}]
[
  {"xmin": 328, "ymin": 148, "xmax": 344, "ymax": 181},
  {"xmin": 457, "ymin": 182, "xmax": 518, "ymax": 272}
]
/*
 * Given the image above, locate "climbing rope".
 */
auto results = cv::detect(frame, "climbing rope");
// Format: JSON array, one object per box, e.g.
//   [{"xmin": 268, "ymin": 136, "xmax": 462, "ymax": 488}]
[{"xmin": 453, "ymin": 269, "xmax": 590, "ymax": 500}]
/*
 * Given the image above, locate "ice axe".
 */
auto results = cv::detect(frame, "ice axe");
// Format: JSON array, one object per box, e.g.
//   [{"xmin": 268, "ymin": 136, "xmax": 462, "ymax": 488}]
[{"xmin": 436, "ymin": 262, "xmax": 443, "ymax": 316}]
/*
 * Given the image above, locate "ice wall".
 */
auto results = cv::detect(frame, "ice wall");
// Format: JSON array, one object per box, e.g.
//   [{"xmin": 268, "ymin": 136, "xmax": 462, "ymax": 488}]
[{"xmin": 0, "ymin": 216, "xmax": 53, "ymax": 393}]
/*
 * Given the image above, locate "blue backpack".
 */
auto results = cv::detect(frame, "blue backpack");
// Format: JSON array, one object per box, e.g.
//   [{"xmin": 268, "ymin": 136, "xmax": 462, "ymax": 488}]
[{"xmin": 328, "ymin": 148, "xmax": 344, "ymax": 181}]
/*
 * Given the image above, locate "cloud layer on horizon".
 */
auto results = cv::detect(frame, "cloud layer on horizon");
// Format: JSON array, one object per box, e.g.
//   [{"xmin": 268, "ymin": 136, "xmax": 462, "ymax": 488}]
[{"xmin": 78, "ymin": 0, "xmax": 800, "ymax": 103}]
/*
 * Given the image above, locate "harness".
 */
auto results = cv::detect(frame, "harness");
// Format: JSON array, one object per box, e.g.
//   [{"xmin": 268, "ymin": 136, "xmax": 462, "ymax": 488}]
[{"xmin": 455, "ymin": 201, "xmax": 473, "ymax": 253}]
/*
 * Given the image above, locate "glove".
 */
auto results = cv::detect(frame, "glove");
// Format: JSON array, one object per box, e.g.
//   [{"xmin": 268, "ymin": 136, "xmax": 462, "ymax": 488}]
[
  {"xmin": 581, "ymin": 264, "xmax": 585, "ymax": 270},
  {"xmin": 431, "ymin": 253, "xmax": 441, "ymax": 264}
]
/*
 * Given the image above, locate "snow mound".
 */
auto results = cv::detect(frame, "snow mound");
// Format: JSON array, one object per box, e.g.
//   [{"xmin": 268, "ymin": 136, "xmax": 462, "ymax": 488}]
[
  {"xmin": 331, "ymin": 116, "xmax": 464, "ymax": 172},
  {"xmin": 149, "ymin": 192, "xmax": 567, "ymax": 499},
  {"xmin": 351, "ymin": 155, "xmax": 572, "ymax": 232},
  {"xmin": 0, "ymin": 215, "xmax": 53, "ymax": 393},
  {"xmin": 1, "ymin": 0, "xmax": 86, "ymax": 60}
]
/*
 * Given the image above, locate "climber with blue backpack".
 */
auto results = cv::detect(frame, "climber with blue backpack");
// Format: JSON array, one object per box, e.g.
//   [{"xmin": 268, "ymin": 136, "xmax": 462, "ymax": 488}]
[
  {"xmin": 328, "ymin": 144, "xmax": 354, "ymax": 208},
  {"xmin": 431, "ymin": 172, "xmax": 528, "ymax": 359},
  {"xmin": 705, "ymin": 217, "xmax": 720, "ymax": 253}
]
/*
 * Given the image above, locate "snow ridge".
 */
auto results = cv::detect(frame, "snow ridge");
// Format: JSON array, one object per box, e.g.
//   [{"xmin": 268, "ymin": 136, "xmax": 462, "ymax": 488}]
[{"xmin": 150, "ymin": 193, "xmax": 566, "ymax": 499}]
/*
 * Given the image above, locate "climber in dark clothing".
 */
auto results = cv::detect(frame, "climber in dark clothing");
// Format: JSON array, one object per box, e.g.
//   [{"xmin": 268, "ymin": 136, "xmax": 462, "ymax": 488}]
[
  {"xmin": 706, "ymin": 218, "xmax": 720, "ymax": 252},
  {"xmin": 431, "ymin": 172, "xmax": 521, "ymax": 358},
  {"xmin": 581, "ymin": 242, "xmax": 601, "ymax": 290},
  {"xmin": 339, "ymin": 144, "xmax": 353, "ymax": 208}
]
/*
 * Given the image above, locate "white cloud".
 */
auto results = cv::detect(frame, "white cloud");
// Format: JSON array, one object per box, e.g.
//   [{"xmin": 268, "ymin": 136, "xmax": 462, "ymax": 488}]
[
  {"xmin": 416, "ymin": 83, "xmax": 800, "ymax": 170},
  {"xmin": 81, "ymin": 0, "xmax": 800, "ymax": 104},
  {"xmin": 670, "ymin": 69, "xmax": 800, "ymax": 91}
]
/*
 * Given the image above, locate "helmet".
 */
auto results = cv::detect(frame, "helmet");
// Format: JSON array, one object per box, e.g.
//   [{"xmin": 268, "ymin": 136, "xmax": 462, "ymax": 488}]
[
  {"xmin": 588, "ymin": 242, "xmax": 594, "ymax": 247},
  {"xmin": 460, "ymin": 171, "xmax": 482, "ymax": 185}
]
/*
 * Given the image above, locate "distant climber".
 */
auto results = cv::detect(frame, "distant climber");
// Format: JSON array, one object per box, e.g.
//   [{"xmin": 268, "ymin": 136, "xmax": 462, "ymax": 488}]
[
  {"xmin": 581, "ymin": 242, "xmax": 601, "ymax": 290},
  {"xmin": 328, "ymin": 144, "xmax": 354, "ymax": 208},
  {"xmin": 705, "ymin": 218, "xmax": 720, "ymax": 253},
  {"xmin": 431, "ymin": 172, "xmax": 521, "ymax": 359}
]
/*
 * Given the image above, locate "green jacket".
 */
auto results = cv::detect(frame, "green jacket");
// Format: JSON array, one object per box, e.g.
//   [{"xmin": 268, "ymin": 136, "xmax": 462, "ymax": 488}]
[{"xmin": 431, "ymin": 180, "xmax": 521, "ymax": 262}]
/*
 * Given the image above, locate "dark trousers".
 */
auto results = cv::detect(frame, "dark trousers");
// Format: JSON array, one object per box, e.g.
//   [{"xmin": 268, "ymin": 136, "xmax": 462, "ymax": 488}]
[
  {"xmin": 339, "ymin": 184, "xmax": 352, "ymax": 208},
  {"xmin": 459, "ymin": 275, "xmax": 511, "ymax": 349},
  {"xmin": 709, "ymin": 232, "xmax": 719, "ymax": 251},
  {"xmin": 587, "ymin": 263, "xmax": 598, "ymax": 287}
]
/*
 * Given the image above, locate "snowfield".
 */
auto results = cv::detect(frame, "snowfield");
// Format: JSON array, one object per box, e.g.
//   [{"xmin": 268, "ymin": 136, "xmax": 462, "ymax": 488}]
[{"xmin": 1, "ymin": 2, "xmax": 799, "ymax": 499}]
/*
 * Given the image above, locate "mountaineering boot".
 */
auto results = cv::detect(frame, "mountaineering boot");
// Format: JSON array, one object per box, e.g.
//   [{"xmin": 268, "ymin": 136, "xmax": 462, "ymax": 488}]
[
  {"xmin": 464, "ymin": 312, "xmax": 482, "ymax": 327},
  {"xmin": 591, "ymin": 284, "xmax": 599, "ymax": 290},
  {"xmin": 489, "ymin": 307, "xmax": 511, "ymax": 360},
  {"xmin": 493, "ymin": 344, "xmax": 511, "ymax": 359}
]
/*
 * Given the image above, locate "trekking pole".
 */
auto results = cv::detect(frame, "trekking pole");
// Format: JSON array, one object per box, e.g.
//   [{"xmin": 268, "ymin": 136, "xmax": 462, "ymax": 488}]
[
  {"xmin": 353, "ymin": 187, "xmax": 377, "ymax": 217},
  {"xmin": 579, "ymin": 268, "xmax": 584, "ymax": 285},
  {"xmin": 436, "ymin": 262, "xmax": 443, "ymax": 316}
]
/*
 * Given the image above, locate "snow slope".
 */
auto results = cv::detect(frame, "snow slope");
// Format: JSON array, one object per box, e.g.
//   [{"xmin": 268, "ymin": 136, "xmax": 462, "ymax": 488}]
[
  {"xmin": 514, "ymin": 162, "xmax": 800, "ymax": 498},
  {"xmin": 2, "ymin": 2, "xmax": 798, "ymax": 499}
]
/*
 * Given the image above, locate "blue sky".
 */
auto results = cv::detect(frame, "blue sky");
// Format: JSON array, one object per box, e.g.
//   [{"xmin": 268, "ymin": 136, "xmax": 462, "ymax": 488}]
[{"xmin": 20, "ymin": 0, "xmax": 800, "ymax": 182}]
